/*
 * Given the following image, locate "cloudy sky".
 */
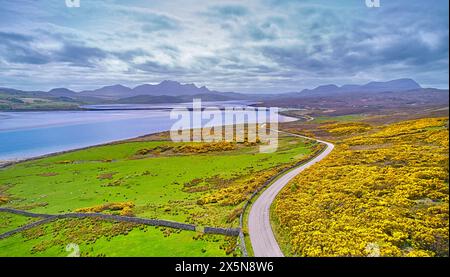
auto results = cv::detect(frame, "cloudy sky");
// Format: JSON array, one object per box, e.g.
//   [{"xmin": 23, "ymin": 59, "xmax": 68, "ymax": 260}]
[{"xmin": 0, "ymin": 0, "xmax": 448, "ymax": 93}]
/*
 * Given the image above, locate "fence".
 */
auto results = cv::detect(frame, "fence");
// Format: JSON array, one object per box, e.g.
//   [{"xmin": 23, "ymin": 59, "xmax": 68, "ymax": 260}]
[{"xmin": 0, "ymin": 208, "xmax": 239, "ymax": 239}]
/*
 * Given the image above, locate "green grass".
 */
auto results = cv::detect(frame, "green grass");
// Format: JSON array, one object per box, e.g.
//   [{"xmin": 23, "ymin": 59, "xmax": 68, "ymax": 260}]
[
  {"xmin": 311, "ymin": 114, "xmax": 364, "ymax": 123},
  {"xmin": 0, "ymin": 134, "xmax": 313, "ymax": 256},
  {"xmin": 0, "ymin": 212, "xmax": 36, "ymax": 234},
  {"xmin": 0, "ymin": 218, "xmax": 232, "ymax": 257}
]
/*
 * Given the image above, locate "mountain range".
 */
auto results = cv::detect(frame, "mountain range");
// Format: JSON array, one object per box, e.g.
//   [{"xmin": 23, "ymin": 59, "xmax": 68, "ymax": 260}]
[
  {"xmin": 299, "ymin": 78, "xmax": 422, "ymax": 96},
  {"xmin": 78, "ymin": 81, "xmax": 213, "ymax": 99},
  {"xmin": 0, "ymin": 78, "xmax": 447, "ymax": 109}
]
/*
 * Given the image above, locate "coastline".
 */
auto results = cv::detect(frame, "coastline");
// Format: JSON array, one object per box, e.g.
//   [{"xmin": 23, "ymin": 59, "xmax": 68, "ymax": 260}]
[
  {"xmin": 0, "ymin": 130, "xmax": 171, "ymax": 169},
  {"xmin": 0, "ymin": 107, "xmax": 84, "ymax": 113},
  {"xmin": 0, "ymin": 100, "xmax": 261, "ymax": 113},
  {"xmin": 0, "ymin": 113, "xmax": 299, "ymax": 169}
]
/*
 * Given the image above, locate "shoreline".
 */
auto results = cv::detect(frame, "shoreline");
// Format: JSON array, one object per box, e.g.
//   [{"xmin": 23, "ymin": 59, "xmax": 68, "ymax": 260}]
[
  {"xmin": 0, "ymin": 100, "xmax": 261, "ymax": 113},
  {"xmin": 0, "ymin": 114, "xmax": 299, "ymax": 169},
  {"xmin": 0, "ymin": 130, "xmax": 171, "ymax": 169},
  {"xmin": 0, "ymin": 107, "xmax": 84, "ymax": 113}
]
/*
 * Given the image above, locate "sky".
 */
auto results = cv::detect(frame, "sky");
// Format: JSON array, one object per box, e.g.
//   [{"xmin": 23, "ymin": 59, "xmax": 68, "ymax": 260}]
[{"xmin": 0, "ymin": 0, "xmax": 448, "ymax": 93}]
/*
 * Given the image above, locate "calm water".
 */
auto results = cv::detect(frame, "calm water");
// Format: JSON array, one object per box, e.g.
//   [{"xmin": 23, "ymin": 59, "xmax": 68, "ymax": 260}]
[{"xmin": 0, "ymin": 102, "xmax": 293, "ymax": 161}]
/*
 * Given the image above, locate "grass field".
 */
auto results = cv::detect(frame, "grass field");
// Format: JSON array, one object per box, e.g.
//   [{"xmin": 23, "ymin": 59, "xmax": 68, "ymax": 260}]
[
  {"xmin": 0, "ymin": 133, "xmax": 315, "ymax": 256},
  {"xmin": 0, "ymin": 212, "xmax": 36, "ymax": 234},
  {"xmin": 309, "ymin": 114, "xmax": 365, "ymax": 123},
  {"xmin": 0, "ymin": 215, "xmax": 230, "ymax": 257}
]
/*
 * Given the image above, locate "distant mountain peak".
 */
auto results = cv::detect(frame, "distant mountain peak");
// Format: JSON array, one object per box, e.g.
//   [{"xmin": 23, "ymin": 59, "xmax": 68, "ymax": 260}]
[
  {"xmin": 361, "ymin": 79, "xmax": 421, "ymax": 92},
  {"xmin": 131, "ymin": 80, "xmax": 211, "ymax": 97},
  {"xmin": 368, "ymin": 78, "xmax": 418, "ymax": 84},
  {"xmin": 318, "ymin": 84, "xmax": 339, "ymax": 88},
  {"xmin": 48, "ymin": 87, "xmax": 74, "ymax": 93},
  {"xmin": 47, "ymin": 87, "xmax": 76, "ymax": 97},
  {"xmin": 301, "ymin": 78, "xmax": 422, "ymax": 94},
  {"xmin": 160, "ymin": 80, "xmax": 180, "ymax": 84},
  {"xmin": 102, "ymin": 84, "xmax": 131, "ymax": 89}
]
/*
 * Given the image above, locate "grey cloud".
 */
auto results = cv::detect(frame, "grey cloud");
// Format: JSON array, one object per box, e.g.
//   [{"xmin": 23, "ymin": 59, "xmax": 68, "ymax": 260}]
[
  {"xmin": 257, "ymin": 1, "xmax": 448, "ymax": 79},
  {"xmin": 134, "ymin": 60, "xmax": 185, "ymax": 75},
  {"xmin": 201, "ymin": 4, "xmax": 249, "ymax": 21},
  {"xmin": 0, "ymin": 31, "xmax": 50, "ymax": 64},
  {"xmin": 0, "ymin": 31, "xmax": 33, "ymax": 42},
  {"xmin": 141, "ymin": 15, "xmax": 180, "ymax": 32},
  {"xmin": 0, "ymin": 0, "xmax": 448, "ymax": 92},
  {"xmin": 115, "ymin": 8, "xmax": 181, "ymax": 32},
  {"xmin": 212, "ymin": 5, "xmax": 249, "ymax": 17},
  {"xmin": 113, "ymin": 48, "xmax": 150, "ymax": 61},
  {"xmin": 0, "ymin": 31, "xmax": 110, "ymax": 67},
  {"xmin": 247, "ymin": 23, "xmax": 278, "ymax": 41},
  {"xmin": 55, "ymin": 44, "xmax": 108, "ymax": 67}
]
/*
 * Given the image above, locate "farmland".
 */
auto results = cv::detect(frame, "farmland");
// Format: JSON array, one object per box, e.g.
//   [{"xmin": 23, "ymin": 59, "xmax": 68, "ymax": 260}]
[{"xmin": 0, "ymin": 132, "xmax": 316, "ymax": 256}]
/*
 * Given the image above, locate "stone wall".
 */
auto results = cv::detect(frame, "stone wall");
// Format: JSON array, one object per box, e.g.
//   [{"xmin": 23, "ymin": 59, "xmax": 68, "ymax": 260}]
[
  {"xmin": 0, "ymin": 207, "xmax": 53, "ymax": 218},
  {"xmin": 0, "ymin": 208, "xmax": 240, "ymax": 239},
  {"xmin": 57, "ymin": 213, "xmax": 197, "ymax": 231},
  {"xmin": 203, "ymin": 226, "xmax": 240, "ymax": 236},
  {"xmin": 0, "ymin": 217, "xmax": 57, "ymax": 239}
]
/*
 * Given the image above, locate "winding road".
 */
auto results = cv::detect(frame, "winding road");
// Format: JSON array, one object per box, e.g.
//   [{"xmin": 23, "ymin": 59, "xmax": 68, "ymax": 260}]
[{"xmin": 248, "ymin": 131, "xmax": 334, "ymax": 257}]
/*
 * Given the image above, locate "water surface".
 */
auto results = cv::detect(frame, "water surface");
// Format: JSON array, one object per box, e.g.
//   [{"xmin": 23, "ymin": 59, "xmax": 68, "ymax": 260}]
[{"xmin": 0, "ymin": 102, "xmax": 293, "ymax": 161}]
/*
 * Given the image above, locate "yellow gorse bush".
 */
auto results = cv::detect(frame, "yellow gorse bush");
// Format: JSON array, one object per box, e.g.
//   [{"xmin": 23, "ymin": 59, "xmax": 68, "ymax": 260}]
[
  {"xmin": 135, "ymin": 141, "xmax": 237, "ymax": 156},
  {"xmin": 274, "ymin": 117, "xmax": 449, "ymax": 257},
  {"xmin": 75, "ymin": 202, "xmax": 135, "ymax": 216},
  {"xmin": 320, "ymin": 122, "xmax": 372, "ymax": 135}
]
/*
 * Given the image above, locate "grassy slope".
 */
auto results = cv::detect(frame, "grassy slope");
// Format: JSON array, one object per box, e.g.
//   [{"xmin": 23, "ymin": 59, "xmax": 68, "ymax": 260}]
[
  {"xmin": 0, "ymin": 212, "xmax": 36, "ymax": 234},
  {"xmin": 0, "ymin": 93, "xmax": 79, "ymax": 110},
  {"xmin": 0, "ymin": 218, "xmax": 227, "ymax": 257},
  {"xmin": 0, "ymin": 135, "xmax": 313, "ymax": 256},
  {"xmin": 309, "ymin": 114, "xmax": 365, "ymax": 123}
]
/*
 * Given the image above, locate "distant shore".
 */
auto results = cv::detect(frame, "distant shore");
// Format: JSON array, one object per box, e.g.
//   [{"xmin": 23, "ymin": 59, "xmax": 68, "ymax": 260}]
[
  {"xmin": 0, "ymin": 130, "xmax": 170, "ymax": 169},
  {"xmin": 0, "ymin": 110, "xmax": 299, "ymax": 169}
]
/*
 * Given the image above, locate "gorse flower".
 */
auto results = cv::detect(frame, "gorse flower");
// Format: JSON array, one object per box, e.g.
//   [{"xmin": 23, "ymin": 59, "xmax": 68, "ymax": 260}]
[{"xmin": 274, "ymin": 117, "xmax": 449, "ymax": 257}]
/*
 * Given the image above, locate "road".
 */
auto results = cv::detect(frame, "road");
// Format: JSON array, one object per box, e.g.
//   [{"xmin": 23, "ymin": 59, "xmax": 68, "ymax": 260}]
[{"xmin": 248, "ymin": 131, "xmax": 334, "ymax": 257}]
